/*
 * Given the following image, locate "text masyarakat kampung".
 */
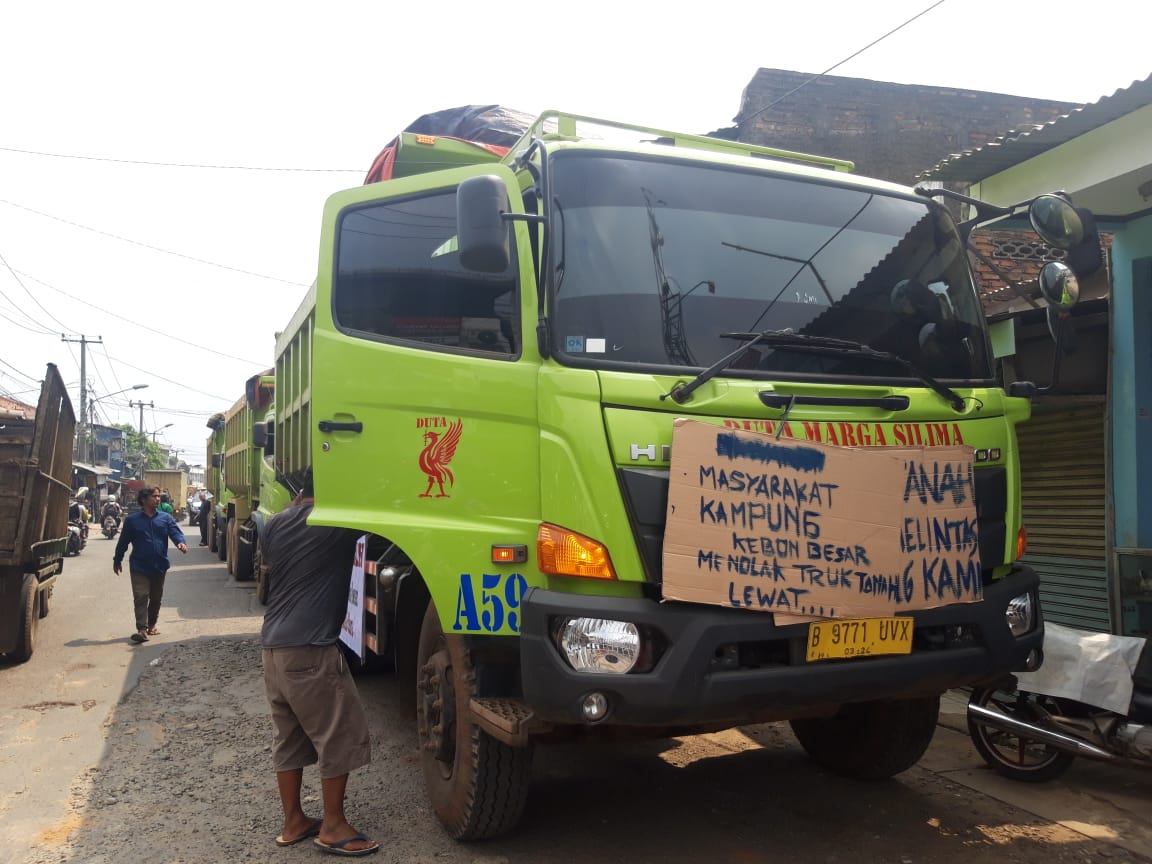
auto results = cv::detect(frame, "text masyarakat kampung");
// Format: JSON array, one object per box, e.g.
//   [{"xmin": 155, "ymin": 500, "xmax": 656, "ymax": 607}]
[{"xmin": 661, "ymin": 419, "xmax": 982, "ymax": 619}]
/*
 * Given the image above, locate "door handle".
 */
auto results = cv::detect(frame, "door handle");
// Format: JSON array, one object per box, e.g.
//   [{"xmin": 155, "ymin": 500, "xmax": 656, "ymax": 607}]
[{"xmin": 318, "ymin": 420, "xmax": 363, "ymax": 433}]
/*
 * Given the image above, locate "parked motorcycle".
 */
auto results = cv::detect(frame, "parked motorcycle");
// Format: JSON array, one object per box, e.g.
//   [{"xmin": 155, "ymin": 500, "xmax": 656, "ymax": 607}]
[
  {"xmin": 967, "ymin": 622, "xmax": 1152, "ymax": 781},
  {"xmin": 66, "ymin": 518, "xmax": 88, "ymax": 556},
  {"xmin": 101, "ymin": 515, "xmax": 120, "ymax": 540}
]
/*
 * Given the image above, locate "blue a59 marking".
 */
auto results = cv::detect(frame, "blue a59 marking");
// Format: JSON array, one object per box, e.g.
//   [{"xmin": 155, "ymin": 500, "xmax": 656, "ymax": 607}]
[{"xmin": 453, "ymin": 572, "xmax": 528, "ymax": 633}]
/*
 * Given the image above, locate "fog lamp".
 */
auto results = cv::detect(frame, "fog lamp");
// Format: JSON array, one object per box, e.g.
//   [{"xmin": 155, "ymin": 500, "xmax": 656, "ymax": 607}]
[
  {"xmin": 581, "ymin": 692, "xmax": 609, "ymax": 721},
  {"xmin": 1006, "ymin": 592, "xmax": 1035, "ymax": 636},
  {"xmin": 558, "ymin": 618, "xmax": 640, "ymax": 673}
]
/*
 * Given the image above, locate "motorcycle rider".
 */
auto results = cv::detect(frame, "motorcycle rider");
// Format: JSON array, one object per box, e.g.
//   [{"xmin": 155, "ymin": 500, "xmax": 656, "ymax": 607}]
[{"xmin": 102, "ymin": 495, "xmax": 123, "ymax": 526}]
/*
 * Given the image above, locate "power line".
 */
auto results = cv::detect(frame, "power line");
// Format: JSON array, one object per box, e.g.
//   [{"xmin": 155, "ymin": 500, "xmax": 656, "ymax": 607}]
[
  {"xmin": 17, "ymin": 269, "xmax": 268, "ymax": 367},
  {"xmin": 0, "ymin": 198, "xmax": 311, "ymax": 287},
  {"xmin": 0, "ymin": 246, "xmax": 73, "ymax": 332},
  {"xmin": 741, "ymin": 0, "xmax": 949, "ymax": 125},
  {"xmin": 0, "ymin": 356, "xmax": 38, "ymax": 384},
  {"xmin": 0, "ymin": 145, "xmax": 362, "ymax": 173}
]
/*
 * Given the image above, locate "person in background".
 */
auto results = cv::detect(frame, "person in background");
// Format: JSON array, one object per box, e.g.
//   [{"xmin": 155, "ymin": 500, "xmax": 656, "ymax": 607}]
[
  {"xmin": 197, "ymin": 489, "xmax": 211, "ymax": 546},
  {"xmin": 113, "ymin": 486, "xmax": 187, "ymax": 643},
  {"xmin": 101, "ymin": 494, "xmax": 123, "ymax": 528},
  {"xmin": 259, "ymin": 472, "xmax": 377, "ymax": 856},
  {"xmin": 158, "ymin": 492, "xmax": 175, "ymax": 517}
]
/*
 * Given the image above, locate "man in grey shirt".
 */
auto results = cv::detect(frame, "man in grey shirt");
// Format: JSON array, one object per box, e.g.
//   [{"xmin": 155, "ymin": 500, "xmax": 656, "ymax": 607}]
[{"xmin": 260, "ymin": 474, "xmax": 378, "ymax": 856}]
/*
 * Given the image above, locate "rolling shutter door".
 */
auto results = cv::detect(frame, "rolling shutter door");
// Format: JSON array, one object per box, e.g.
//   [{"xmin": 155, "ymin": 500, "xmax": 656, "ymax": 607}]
[{"xmin": 1016, "ymin": 402, "xmax": 1110, "ymax": 631}]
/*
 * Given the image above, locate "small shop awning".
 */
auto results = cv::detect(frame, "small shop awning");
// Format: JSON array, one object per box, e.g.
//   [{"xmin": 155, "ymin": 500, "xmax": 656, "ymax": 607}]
[{"xmin": 73, "ymin": 461, "xmax": 114, "ymax": 476}]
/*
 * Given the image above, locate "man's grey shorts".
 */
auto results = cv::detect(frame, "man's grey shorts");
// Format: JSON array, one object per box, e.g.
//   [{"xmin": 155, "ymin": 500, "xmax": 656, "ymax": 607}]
[{"xmin": 262, "ymin": 644, "xmax": 371, "ymax": 778}]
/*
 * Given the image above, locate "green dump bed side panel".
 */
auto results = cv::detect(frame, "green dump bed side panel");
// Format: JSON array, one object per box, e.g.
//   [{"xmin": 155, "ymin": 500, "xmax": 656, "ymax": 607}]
[{"xmin": 274, "ymin": 287, "xmax": 315, "ymax": 485}]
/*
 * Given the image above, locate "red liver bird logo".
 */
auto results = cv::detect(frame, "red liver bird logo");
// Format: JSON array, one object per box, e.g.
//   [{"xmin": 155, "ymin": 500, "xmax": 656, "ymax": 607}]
[{"xmin": 418, "ymin": 419, "xmax": 463, "ymax": 498}]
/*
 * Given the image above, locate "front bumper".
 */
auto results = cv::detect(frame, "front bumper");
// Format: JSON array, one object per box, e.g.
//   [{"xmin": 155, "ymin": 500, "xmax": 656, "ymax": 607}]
[{"xmin": 519, "ymin": 564, "xmax": 1042, "ymax": 727}]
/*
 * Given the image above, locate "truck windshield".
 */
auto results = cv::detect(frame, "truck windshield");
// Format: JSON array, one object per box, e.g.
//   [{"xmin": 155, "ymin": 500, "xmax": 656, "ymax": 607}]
[{"xmin": 548, "ymin": 152, "xmax": 990, "ymax": 382}]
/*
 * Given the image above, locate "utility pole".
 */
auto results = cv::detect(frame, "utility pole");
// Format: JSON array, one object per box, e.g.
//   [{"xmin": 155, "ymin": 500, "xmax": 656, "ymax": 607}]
[
  {"xmin": 61, "ymin": 334, "xmax": 102, "ymax": 461},
  {"xmin": 130, "ymin": 399, "xmax": 153, "ymax": 479}
]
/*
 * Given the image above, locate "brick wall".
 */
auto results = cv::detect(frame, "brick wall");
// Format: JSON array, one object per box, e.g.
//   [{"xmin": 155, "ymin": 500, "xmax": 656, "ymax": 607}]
[
  {"xmin": 0, "ymin": 395, "xmax": 34, "ymax": 418},
  {"xmin": 971, "ymin": 231, "xmax": 1111, "ymax": 317}
]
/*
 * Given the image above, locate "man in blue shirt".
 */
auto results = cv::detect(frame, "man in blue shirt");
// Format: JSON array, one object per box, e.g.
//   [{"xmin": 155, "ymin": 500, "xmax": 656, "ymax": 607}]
[{"xmin": 113, "ymin": 486, "xmax": 188, "ymax": 643}]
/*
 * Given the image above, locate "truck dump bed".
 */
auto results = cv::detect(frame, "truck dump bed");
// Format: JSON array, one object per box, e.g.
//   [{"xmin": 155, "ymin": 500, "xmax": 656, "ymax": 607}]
[{"xmin": 0, "ymin": 364, "xmax": 75, "ymax": 570}]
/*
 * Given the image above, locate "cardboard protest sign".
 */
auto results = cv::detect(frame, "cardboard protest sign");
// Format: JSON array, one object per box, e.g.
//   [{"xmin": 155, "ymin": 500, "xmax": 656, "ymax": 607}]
[{"xmin": 661, "ymin": 419, "xmax": 981, "ymax": 619}]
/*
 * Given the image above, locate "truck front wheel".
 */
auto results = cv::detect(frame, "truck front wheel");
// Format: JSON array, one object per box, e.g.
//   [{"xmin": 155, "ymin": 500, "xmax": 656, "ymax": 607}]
[
  {"xmin": 789, "ymin": 696, "xmax": 940, "ymax": 780},
  {"xmin": 416, "ymin": 602, "xmax": 530, "ymax": 840}
]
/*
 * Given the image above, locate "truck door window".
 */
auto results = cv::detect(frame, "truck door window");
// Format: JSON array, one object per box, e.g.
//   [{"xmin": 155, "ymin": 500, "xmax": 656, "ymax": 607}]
[{"xmin": 333, "ymin": 189, "xmax": 518, "ymax": 356}]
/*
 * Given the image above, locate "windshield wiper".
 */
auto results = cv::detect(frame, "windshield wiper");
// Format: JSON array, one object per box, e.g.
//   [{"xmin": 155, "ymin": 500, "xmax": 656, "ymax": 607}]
[{"xmin": 661, "ymin": 329, "xmax": 966, "ymax": 411}]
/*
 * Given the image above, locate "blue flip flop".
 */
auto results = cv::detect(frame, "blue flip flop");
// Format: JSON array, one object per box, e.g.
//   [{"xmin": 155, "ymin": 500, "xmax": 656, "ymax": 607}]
[
  {"xmin": 275, "ymin": 818, "xmax": 322, "ymax": 847},
  {"xmin": 313, "ymin": 833, "xmax": 379, "ymax": 857}
]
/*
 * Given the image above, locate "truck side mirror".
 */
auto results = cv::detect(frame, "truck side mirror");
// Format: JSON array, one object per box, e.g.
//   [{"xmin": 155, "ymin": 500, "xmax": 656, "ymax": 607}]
[
  {"xmin": 1028, "ymin": 194, "xmax": 1083, "ymax": 249},
  {"xmin": 252, "ymin": 422, "xmax": 267, "ymax": 448},
  {"xmin": 211, "ymin": 453, "xmax": 222, "ymax": 468},
  {"xmin": 1038, "ymin": 261, "xmax": 1079, "ymax": 310},
  {"xmin": 457, "ymin": 175, "xmax": 510, "ymax": 273}
]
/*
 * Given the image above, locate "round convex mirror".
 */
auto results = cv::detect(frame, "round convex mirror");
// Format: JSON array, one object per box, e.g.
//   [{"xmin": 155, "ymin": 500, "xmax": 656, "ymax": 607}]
[
  {"xmin": 1029, "ymin": 194, "xmax": 1084, "ymax": 249},
  {"xmin": 1038, "ymin": 261, "xmax": 1080, "ymax": 310}
]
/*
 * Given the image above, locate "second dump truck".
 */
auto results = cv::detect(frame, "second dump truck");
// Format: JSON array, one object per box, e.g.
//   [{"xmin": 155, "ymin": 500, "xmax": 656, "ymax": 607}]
[
  {"xmin": 222, "ymin": 371, "xmax": 292, "ymax": 587},
  {"xmin": 272, "ymin": 110, "xmax": 1088, "ymax": 839}
]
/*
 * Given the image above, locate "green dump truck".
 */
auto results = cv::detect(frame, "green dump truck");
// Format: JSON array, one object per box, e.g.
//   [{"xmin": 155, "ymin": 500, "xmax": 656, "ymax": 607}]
[
  {"xmin": 271, "ymin": 109, "xmax": 1088, "ymax": 839},
  {"xmin": 222, "ymin": 370, "xmax": 293, "ymax": 586}
]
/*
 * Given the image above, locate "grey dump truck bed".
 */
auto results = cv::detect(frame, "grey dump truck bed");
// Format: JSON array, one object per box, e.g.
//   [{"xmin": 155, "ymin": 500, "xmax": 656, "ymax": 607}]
[{"xmin": 0, "ymin": 364, "xmax": 76, "ymax": 662}]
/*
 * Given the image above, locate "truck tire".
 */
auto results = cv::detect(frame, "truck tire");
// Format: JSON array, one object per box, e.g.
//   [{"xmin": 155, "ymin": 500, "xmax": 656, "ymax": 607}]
[
  {"xmin": 416, "ymin": 602, "xmax": 530, "ymax": 840},
  {"xmin": 789, "ymin": 696, "xmax": 940, "ymax": 780},
  {"xmin": 208, "ymin": 517, "xmax": 217, "ymax": 554},
  {"xmin": 235, "ymin": 534, "xmax": 255, "ymax": 582},
  {"xmin": 225, "ymin": 518, "xmax": 236, "ymax": 576},
  {"xmin": 13, "ymin": 577, "xmax": 38, "ymax": 663},
  {"xmin": 217, "ymin": 519, "xmax": 228, "ymax": 562},
  {"xmin": 37, "ymin": 585, "xmax": 50, "ymax": 618}
]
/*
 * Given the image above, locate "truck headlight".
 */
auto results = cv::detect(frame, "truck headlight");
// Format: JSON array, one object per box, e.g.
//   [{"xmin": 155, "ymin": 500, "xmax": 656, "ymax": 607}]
[
  {"xmin": 1006, "ymin": 592, "xmax": 1035, "ymax": 636},
  {"xmin": 558, "ymin": 618, "xmax": 640, "ymax": 674}
]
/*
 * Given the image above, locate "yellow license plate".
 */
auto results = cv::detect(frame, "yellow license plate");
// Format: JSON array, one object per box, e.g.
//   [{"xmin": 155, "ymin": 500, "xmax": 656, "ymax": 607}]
[{"xmin": 805, "ymin": 617, "xmax": 913, "ymax": 662}]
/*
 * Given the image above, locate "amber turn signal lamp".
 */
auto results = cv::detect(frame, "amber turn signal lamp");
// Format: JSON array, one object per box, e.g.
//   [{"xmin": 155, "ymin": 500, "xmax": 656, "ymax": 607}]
[
  {"xmin": 491, "ymin": 544, "xmax": 528, "ymax": 564},
  {"xmin": 537, "ymin": 523, "xmax": 617, "ymax": 580},
  {"xmin": 1016, "ymin": 526, "xmax": 1028, "ymax": 560}
]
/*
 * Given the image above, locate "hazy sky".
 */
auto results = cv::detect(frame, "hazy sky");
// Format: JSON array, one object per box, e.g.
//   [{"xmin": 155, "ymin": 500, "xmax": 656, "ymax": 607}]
[{"xmin": 2, "ymin": 0, "xmax": 1147, "ymax": 459}]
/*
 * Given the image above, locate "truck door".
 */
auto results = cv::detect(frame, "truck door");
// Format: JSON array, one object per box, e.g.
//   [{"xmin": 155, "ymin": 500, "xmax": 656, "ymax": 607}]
[{"xmin": 307, "ymin": 165, "xmax": 541, "ymax": 576}]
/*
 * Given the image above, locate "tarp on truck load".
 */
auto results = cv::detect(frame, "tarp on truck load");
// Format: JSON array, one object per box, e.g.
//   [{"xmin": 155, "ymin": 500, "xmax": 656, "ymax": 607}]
[{"xmin": 364, "ymin": 104, "xmax": 534, "ymax": 184}]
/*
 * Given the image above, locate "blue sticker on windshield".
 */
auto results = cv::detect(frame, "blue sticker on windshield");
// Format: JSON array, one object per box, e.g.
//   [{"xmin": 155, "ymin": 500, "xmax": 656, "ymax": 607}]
[{"xmin": 565, "ymin": 335, "xmax": 585, "ymax": 352}]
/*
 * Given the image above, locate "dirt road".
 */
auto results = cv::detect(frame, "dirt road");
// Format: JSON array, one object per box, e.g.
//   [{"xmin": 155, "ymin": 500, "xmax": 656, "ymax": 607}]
[
  {"xmin": 5, "ymin": 545, "xmax": 1151, "ymax": 864},
  {"xmin": 15, "ymin": 633, "xmax": 1152, "ymax": 864}
]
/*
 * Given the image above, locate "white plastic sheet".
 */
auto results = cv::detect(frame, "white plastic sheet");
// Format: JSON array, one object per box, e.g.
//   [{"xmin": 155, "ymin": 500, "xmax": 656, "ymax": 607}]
[{"xmin": 1015, "ymin": 622, "xmax": 1148, "ymax": 714}]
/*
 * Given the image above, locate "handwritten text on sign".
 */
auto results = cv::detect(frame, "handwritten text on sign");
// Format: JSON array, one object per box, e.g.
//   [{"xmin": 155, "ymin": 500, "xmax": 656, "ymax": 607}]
[{"xmin": 661, "ymin": 419, "xmax": 982, "ymax": 619}]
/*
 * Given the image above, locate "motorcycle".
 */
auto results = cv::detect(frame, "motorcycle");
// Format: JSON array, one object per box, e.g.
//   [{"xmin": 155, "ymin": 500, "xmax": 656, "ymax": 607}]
[
  {"xmin": 66, "ymin": 518, "xmax": 89, "ymax": 556},
  {"xmin": 101, "ymin": 515, "xmax": 120, "ymax": 540},
  {"xmin": 967, "ymin": 622, "xmax": 1152, "ymax": 781}
]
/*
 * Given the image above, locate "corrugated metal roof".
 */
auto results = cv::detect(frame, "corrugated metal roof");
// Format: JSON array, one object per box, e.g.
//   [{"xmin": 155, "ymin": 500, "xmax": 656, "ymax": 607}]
[
  {"xmin": 73, "ymin": 461, "xmax": 113, "ymax": 475},
  {"xmin": 919, "ymin": 75, "xmax": 1152, "ymax": 182}
]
